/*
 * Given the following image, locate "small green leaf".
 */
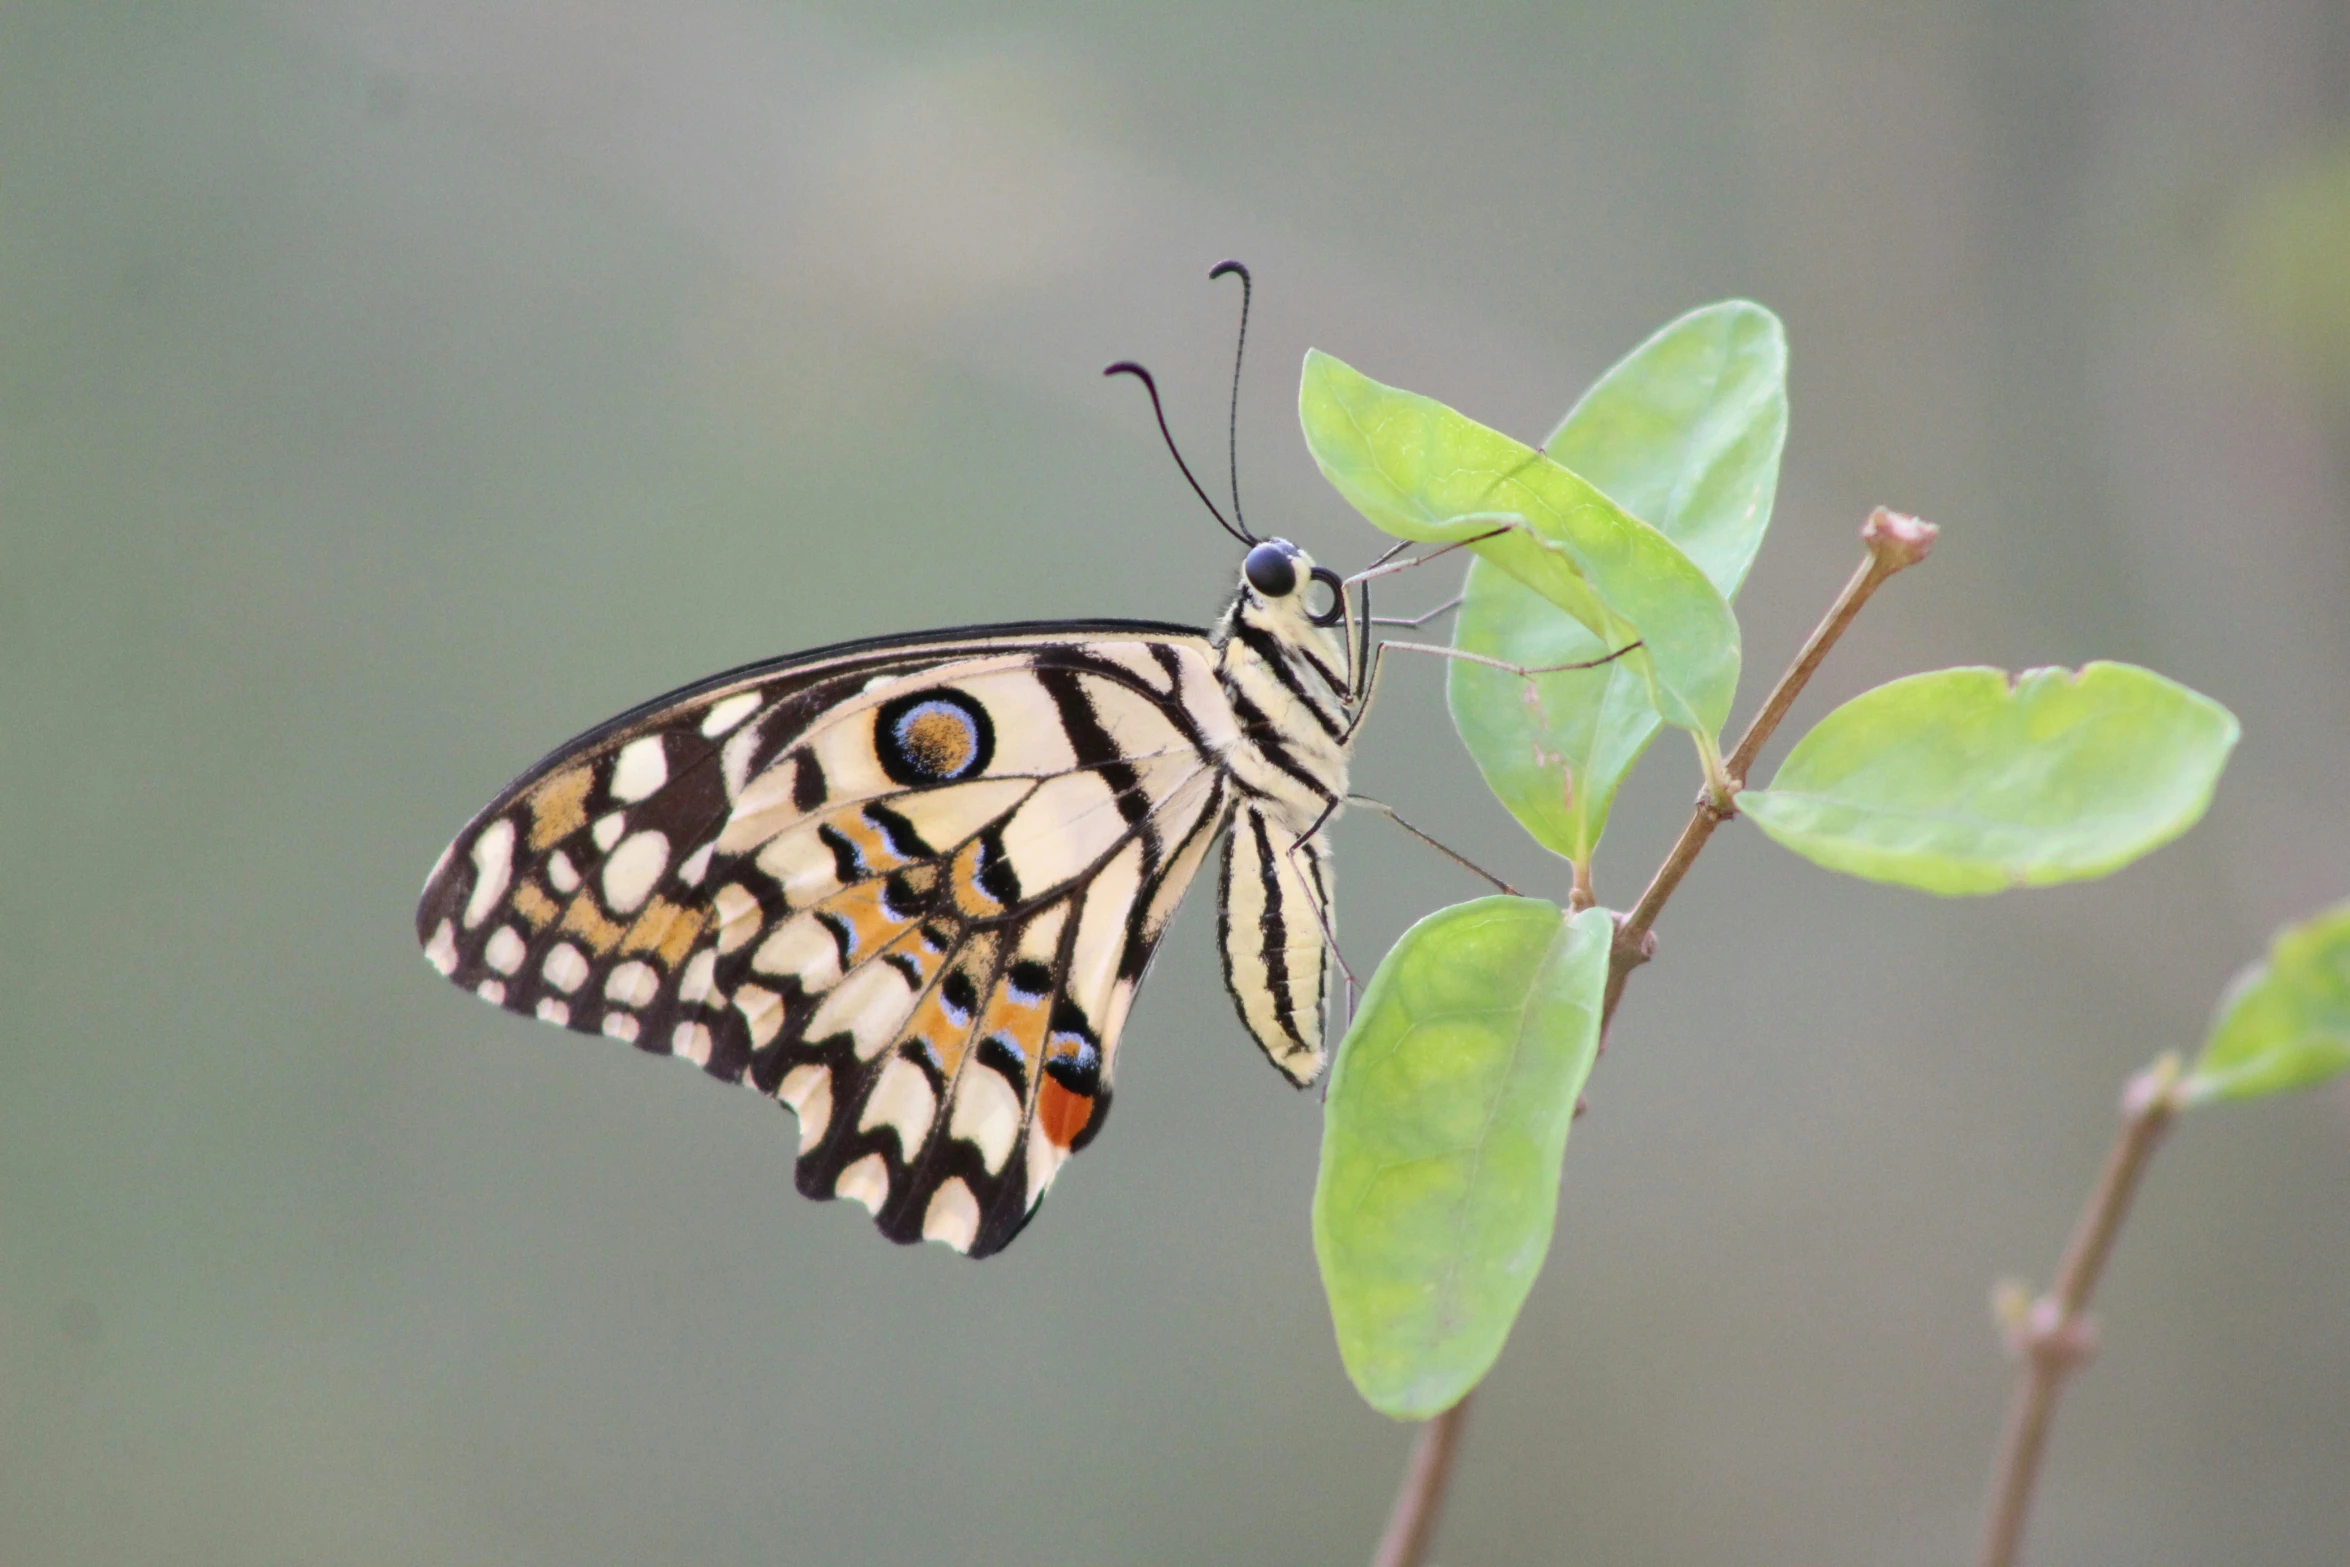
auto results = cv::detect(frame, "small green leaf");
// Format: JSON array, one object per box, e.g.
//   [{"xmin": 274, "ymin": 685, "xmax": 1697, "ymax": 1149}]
[
  {"xmin": 1450, "ymin": 303, "xmax": 1787, "ymax": 862},
  {"xmin": 1299, "ymin": 349, "xmax": 1740, "ymax": 742},
  {"xmin": 1313, "ymin": 898, "xmax": 1613, "ymax": 1420},
  {"xmin": 2185, "ymin": 902, "xmax": 2350, "ymax": 1104},
  {"xmin": 1542, "ymin": 300, "xmax": 1787, "ymax": 595},
  {"xmin": 1741, "ymin": 663, "xmax": 2239, "ymax": 895}
]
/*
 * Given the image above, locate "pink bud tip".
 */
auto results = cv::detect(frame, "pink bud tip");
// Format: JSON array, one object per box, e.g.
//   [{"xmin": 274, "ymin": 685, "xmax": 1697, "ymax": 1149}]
[{"xmin": 1862, "ymin": 507, "xmax": 1939, "ymax": 569}]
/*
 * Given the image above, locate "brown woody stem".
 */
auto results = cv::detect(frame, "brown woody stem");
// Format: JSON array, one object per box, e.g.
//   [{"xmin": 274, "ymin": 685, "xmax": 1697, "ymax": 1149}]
[
  {"xmin": 1604, "ymin": 506, "xmax": 1936, "ymax": 1018},
  {"xmin": 1976, "ymin": 1055, "xmax": 2185, "ymax": 1567},
  {"xmin": 1368, "ymin": 507, "xmax": 1936, "ymax": 1567}
]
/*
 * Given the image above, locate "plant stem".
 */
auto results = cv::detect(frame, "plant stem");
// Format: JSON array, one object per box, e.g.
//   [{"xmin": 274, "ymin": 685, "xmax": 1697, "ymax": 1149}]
[
  {"xmin": 1606, "ymin": 507, "xmax": 1937, "ymax": 1014},
  {"xmin": 1976, "ymin": 1054, "xmax": 2185, "ymax": 1567},
  {"xmin": 1371, "ymin": 1395, "xmax": 1472, "ymax": 1567},
  {"xmin": 1366, "ymin": 506, "xmax": 1937, "ymax": 1567}
]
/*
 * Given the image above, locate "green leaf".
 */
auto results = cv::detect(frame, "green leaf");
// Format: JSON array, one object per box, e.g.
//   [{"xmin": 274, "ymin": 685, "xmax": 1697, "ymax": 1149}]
[
  {"xmin": 2185, "ymin": 902, "xmax": 2350, "ymax": 1104},
  {"xmin": 1299, "ymin": 349, "xmax": 1740, "ymax": 742},
  {"xmin": 1313, "ymin": 898, "xmax": 1613, "ymax": 1420},
  {"xmin": 1741, "ymin": 663, "xmax": 2239, "ymax": 895},
  {"xmin": 1449, "ymin": 303, "xmax": 1787, "ymax": 862}
]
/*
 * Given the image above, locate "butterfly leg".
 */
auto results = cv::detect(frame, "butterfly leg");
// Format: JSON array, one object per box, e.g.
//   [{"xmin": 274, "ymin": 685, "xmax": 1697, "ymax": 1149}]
[
  {"xmin": 1368, "ymin": 594, "xmax": 1463, "ymax": 628},
  {"xmin": 1280, "ymin": 799, "xmax": 1356, "ymax": 996},
  {"xmin": 1371, "ymin": 637, "xmax": 1645, "ymax": 681},
  {"xmin": 1344, "ymin": 795, "xmax": 1518, "ymax": 896}
]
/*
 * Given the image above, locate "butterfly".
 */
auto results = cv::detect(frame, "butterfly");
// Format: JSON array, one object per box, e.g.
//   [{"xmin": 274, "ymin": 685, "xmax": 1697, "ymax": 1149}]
[{"xmin": 416, "ymin": 267, "xmax": 1382, "ymax": 1257}]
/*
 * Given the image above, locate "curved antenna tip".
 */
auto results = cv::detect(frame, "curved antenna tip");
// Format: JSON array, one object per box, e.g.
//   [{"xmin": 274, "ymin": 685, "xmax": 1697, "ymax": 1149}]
[
  {"xmin": 1102, "ymin": 355, "xmax": 1253, "ymax": 547},
  {"xmin": 1209, "ymin": 259, "xmax": 1250, "ymax": 282}
]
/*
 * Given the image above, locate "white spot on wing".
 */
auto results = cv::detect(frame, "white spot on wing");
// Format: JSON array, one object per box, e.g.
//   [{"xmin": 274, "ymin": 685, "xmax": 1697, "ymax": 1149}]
[
  {"xmin": 672, "ymin": 1022, "xmax": 713, "ymax": 1065},
  {"xmin": 749, "ymin": 824, "xmax": 845, "ymax": 903},
  {"xmin": 712, "ymin": 884, "xmax": 762, "ymax": 953},
  {"xmin": 701, "ymin": 691, "xmax": 763, "ymax": 737},
  {"xmin": 997, "ymin": 771, "xmax": 1129, "ymax": 892},
  {"xmin": 734, "ymin": 983, "xmax": 784, "ymax": 1048},
  {"xmin": 601, "ymin": 1012, "xmax": 640, "ymax": 1044},
  {"xmin": 949, "ymin": 1064, "xmax": 1023, "ymax": 1174},
  {"xmin": 536, "ymin": 997, "xmax": 570, "ymax": 1026},
  {"xmin": 834, "ymin": 1151, "xmax": 890, "ymax": 1212},
  {"xmin": 542, "ymin": 942, "xmax": 589, "ymax": 994},
  {"xmin": 751, "ymin": 914, "xmax": 843, "ymax": 988},
  {"xmin": 678, "ymin": 949, "xmax": 719, "ymax": 1006},
  {"xmin": 592, "ymin": 812, "xmax": 626, "ymax": 851},
  {"xmin": 859, "ymin": 1056, "xmax": 938, "ymax": 1155},
  {"xmin": 475, "ymin": 979, "xmax": 506, "ymax": 1004},
  {"xmin": 547, "ymin": 850, "xmax": 581, "ymax": 893},
  {"xmin": 1024, "ymin": 1122, "xmax": 1069, "ymax": 1212},
  {"xmin": 424, "ymin": 919, "xmax": 458, "ymax": 975},
  {"xmin": 610, "ymin": 737, "xmax": 668, "ymax": 803},
  {"xmin": 605, "ymin": 960, "xmax": 659, "ymax": 1009},
  {"xmin": 807, "ymin": 961, "xmax": 918, "ymax": 1060},
  {"xmin": 720, "ymin": 725, "xmax": 764, "ymax": 802},
  {"xmin": 484, "ymin": 925, "xmax": 526, "ymax": 975},
  {"xmin": 922, "ymin": 1178, "xmax": 981, "ymax": 1252},
  {"xmin": 601, "ymin": 830, "xmax": 671, "ymax": 914},
  {"xmin": 676, "ymin": 841, "xmax": 715, "ymax": 886},
  {"xmin": 779, "ymin": 1062, "xmax": 832, "ymax": 1152},
  {"xmin": 463, "ymin": 819, "xmax": 516, "ymax": 929}
]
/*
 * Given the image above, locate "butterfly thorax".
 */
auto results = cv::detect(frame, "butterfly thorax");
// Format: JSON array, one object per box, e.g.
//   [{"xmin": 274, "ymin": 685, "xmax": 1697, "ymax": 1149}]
[{"xmin": 1208, "ymin": 561, "xmax": 1355, "ymax": 826}]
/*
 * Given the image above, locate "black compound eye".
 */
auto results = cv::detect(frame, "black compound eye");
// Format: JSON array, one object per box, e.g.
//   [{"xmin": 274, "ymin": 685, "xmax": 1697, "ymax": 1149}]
[{"xmin": 1243, "ymin": 540, "xmax": 1299, "ymax": 598}]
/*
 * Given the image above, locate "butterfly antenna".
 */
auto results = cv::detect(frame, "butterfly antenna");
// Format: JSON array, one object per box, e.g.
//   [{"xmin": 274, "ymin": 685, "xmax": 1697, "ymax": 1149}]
[
  {"xmin": 1209, "ymin": 259, "xmax": 1252, "ymax": 537},
  {"xmin": 1104, "ymin": 359, "xmax": 1255, "ymax": 546}
]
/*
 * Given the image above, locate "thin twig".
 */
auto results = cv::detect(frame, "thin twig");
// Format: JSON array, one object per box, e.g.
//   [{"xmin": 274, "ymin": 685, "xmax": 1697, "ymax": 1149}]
[
  {"xmin": 1372, "ymin": 1396, "xmax": 1472, "ymax": 1567},
  {"xmin": 1604, "ymin": 507, "xmax": 1937, "ymax": 1013},
  {"xmin": 1367, "ymin": 508, "xmax": 1935, "ymax": 1567},
  {"xmin": 1977, "ymin": 1055, "xmax": 2185, "ymax": 1567}
]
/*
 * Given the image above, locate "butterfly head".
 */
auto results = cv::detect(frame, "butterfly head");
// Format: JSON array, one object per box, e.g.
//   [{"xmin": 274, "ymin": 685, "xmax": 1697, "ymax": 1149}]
[{"xmin": 1241, "ymin": 537, "xmax": 1348, "ymax": 629}]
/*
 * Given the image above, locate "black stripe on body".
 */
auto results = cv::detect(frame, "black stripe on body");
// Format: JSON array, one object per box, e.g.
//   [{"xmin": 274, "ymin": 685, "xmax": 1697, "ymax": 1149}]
[
  {"xmin": 1223, "ymin": 687, "xmax": 1341, "ymax": 805},
  {"xmin": 1232, "ymin": 621, "xmax": 1347, "ymax": 740},
  {"xmin": 1235, "ymin": 597, "xmax": 1351, "ymax": 703}
]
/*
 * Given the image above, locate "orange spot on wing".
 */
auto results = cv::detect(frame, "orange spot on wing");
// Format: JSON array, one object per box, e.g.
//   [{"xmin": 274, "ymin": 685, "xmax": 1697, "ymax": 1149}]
[
  {"xmin": 812, "ymin": 881, "xmax": 922, "ymax": 966},
  {"xmin": 561, "ymin": 894, "xmax": 627, "ymax": 954},
  {"xmin": 511, "ymin": 881, "xmax": 560, "ymax": 930},
  {"xmin": 527, "ymin": 766, "xmax": 594, "ymax": 850},
  {"xmin": 1036, "ymin": 1077, "xmax": 1093, "ymax": 1149},
  {"xmin": 829, "ymin": 809, "xmax": 910, "ymax": 875},
  {"xmin": 899, "ymin": 992, "xmax": 967, "ymax": 1078},
  {"xmin": 620, "ymin": 896, "xmax": 707, "ymax": 967},
  {"xmin": 948, "ymin": 839, "xmax": 1006, "ymax": 919}
]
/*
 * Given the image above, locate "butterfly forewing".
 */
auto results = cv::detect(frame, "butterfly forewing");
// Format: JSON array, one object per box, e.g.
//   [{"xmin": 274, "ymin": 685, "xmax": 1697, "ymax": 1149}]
[{"xmin": 417, "ymin": 622, "xmax": 1235, "ymax": 1256}]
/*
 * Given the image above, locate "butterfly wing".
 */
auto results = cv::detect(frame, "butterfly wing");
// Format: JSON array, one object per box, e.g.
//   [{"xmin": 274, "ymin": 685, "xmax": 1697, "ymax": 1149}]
[{"xmin": 417, "ymin": 621, "xmax": 1240, "ymax": 1256}]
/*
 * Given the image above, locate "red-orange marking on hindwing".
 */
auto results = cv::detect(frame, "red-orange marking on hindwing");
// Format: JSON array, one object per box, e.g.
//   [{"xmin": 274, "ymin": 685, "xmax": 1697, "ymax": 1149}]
[{"xmin": 1036, "ymin": 1076, "xmax": 1093, "ymax": 1149}]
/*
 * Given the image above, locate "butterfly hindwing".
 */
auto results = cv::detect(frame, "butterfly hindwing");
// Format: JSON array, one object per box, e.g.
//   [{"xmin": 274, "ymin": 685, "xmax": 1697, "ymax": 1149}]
[{"xmin": 417, "ymin": 622, "xmax": 1239, "ymax": 1255}]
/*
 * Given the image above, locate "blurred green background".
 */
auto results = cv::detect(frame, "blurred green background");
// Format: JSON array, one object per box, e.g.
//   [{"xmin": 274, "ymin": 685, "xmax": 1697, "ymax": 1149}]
[{"xmin": 5, "ymin": 4, "xmax": 2348, "ymax": 1564}]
